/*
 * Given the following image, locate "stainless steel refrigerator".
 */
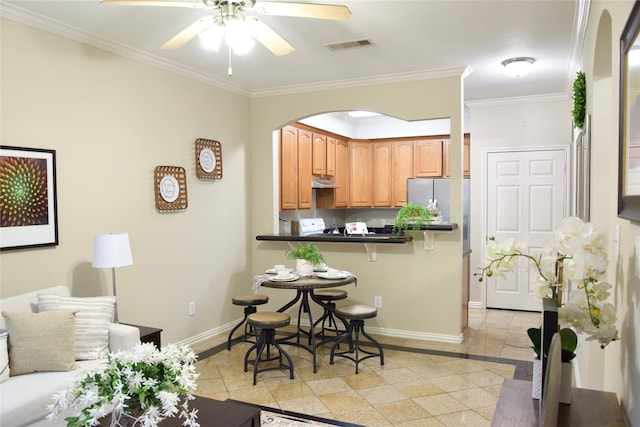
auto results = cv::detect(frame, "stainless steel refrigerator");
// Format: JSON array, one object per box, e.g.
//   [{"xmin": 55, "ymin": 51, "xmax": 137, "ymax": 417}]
[{"xmin": 406, "ymin": 177, "xmax": 470, "ymax": 251}]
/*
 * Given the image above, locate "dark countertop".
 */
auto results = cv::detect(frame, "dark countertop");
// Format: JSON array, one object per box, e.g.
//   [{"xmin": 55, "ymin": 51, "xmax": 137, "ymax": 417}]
[{"xmin": 256, "ymin": 223, "xmax": 459, "ymax": 244}]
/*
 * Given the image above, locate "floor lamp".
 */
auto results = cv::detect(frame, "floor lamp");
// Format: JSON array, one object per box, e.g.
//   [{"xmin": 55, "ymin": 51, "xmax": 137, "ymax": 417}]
[{"xmin": 92, "ymin": 232, "xmax": 133, "ymax": 323}]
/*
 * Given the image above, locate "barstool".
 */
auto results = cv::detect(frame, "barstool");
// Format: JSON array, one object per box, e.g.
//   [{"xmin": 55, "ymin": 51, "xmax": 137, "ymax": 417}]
[
  {"xmin": 227, "ymin": 293, "xmax": 269, "ymax": 350},
  {"xmin": 330, "ymin": 304, "xmax": 384, "ymax": 374},
  {"xmin": 312, "ymin": 289, "xmax": 348, "ymax": 340},
  {"xmin": 243, "ymin": 312, "xmax": 294, "ymax": 385}
]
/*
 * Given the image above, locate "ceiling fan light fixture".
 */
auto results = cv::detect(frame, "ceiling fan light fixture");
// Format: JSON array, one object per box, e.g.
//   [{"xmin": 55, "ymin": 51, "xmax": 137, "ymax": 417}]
[
  {"xmin": 224, "ymin": 17, "xmax": 255, "ymax": 55},
  {"xmin": 199, "ymin": 22, "xmax": 225, "ymax": 51},
  {"xmin": 501, "ymin": 57, "xmax": 535, "ymax": 77}
]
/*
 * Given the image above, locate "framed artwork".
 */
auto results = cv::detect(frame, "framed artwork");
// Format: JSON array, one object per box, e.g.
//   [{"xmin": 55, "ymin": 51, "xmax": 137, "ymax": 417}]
[
  {"xmin": 618, "ymin": 0, "xmax": 640, "ymax": 221},
  {"xmin": 195, "ymin": 138, "xmax": 223, "ymax": 180},
  {"xmin": 0, "ymin": 146, "xmax": 59, "ymax": 250},
  {"xmin": 154, "ymin": 166, "xmax": 188, "ymax": 211}
]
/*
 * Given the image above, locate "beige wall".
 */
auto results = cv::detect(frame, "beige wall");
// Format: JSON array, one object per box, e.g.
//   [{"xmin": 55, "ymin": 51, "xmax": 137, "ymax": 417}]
[
  {"xmin": 249, "ymin": 78, "xmax": 468, "ymax": 339},
  {"xmin": 1, "ymin": 19, "xmax": 253, "ymax": 345},
  {"xmin": 580, "ymin": 1, "xmax": 639, "ymax": 424}
]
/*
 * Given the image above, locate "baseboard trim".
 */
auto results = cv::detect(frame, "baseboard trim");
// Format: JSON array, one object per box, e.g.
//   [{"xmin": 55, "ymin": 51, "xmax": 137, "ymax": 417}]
[
  {"xmin": 468, "ymin": 300, "xmax": 483, "ymax": 309},
  {"xmin": 180, "ymin": 316, "xmax": 465, "ymax": 347}
]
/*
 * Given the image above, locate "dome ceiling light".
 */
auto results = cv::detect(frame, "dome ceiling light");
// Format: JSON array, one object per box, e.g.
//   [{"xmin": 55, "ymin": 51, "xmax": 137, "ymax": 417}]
[{"xmin": 501, "ymin": 57, "xmax": 535, "ymax": 77}]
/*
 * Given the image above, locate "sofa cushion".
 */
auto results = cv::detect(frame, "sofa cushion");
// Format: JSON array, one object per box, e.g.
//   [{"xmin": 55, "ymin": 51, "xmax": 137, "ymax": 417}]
[
  {"xmin": 0, "ymin": 359, "xmax": 104, "ymax": 426},
  {"xmin": 2, "ymin": 310, "xmax": 76, "ymax": 375},
  {"xmin": 38, "ymin": 294, "xmax": 116, "ymax": 360},
  {"xmin": 0, "ymin": 330, "xmax": 8, "ymax": 382}
]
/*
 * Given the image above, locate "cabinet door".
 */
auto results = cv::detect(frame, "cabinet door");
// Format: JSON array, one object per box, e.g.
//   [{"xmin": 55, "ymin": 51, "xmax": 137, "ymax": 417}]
[
  {"xmin": 392, "ymin": 140, "xmax": 413, "ymax": 207},
  {"xmin": 349, "ymin": 142, "xmax": 372, "ymax": 207},
  {"xmin": 414, "ymin": 138, "xmax": 443, "ymax": 177},
  {"xmin": 372, "ymin": 142, "xmax": 392, "ymax": 207},
  {"xmin": 279, "ymin": 126, "xmax": 298, "ymax": 210},
  {"xmin": 443, "ymin": 134, "xmax": 471, "ymax": 177},
  {"xmin": 326, "ymin": 136, "xmax": 336, "ymax": 176},
  {"xmin": 334, "ymin": 138, "xmax": 349, "ymax": 207},
  {"xmin": 298, "ymin": 128, "xmax": 313, "ymax": 209},
  {"xmin": 312, "ymin": 133, "xmax": 327, "ymax": 175}
]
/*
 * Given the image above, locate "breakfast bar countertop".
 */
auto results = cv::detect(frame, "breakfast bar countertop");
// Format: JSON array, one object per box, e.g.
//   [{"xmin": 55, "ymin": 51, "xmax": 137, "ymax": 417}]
[{"xmin": 256, "ymin": 223, "xmax": 458, "ymax": 244}]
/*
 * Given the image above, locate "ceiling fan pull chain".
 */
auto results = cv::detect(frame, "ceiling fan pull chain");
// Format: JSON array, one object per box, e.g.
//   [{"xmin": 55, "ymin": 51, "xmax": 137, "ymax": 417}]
[{"xmin": 227, "ymin": 45, "xmax": 233, "ymax": 76}]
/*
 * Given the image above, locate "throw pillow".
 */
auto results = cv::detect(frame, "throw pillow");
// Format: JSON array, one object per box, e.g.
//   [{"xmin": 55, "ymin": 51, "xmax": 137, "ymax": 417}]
[
  {"xmin": 2, "ymin": 310, "xmax": 76, "ymax": 376},
  {"xmin": 0, "ymin": 329, "xmax": 9, "ymax": 382},
  {"xmin": 38, "ymin": 294, "xmax": 116, "ymax": 360}
]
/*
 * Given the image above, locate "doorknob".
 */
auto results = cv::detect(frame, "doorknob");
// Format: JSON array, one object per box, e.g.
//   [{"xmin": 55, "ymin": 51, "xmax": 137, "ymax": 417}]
[{"xmin": 488, "ymin": 236, "xmax": 495, "ymax": 241}]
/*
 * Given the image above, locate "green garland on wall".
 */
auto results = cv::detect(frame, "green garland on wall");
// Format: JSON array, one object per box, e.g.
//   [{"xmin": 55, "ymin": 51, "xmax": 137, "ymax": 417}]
[{"xmin": 572, "ymin": 71, "xmax": 586, "ymax": 130}]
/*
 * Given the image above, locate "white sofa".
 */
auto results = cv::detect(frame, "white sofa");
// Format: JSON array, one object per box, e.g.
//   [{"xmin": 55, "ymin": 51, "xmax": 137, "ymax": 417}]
[{"xmin": 0, "ymin": 286, "xmax": 140, "ymax": 427}]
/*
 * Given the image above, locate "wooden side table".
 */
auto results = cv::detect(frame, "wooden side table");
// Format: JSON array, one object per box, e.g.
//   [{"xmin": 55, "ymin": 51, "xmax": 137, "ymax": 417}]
[{"xmin": 123, "ymin": 323, "xmax": 163, "ymax": 348}]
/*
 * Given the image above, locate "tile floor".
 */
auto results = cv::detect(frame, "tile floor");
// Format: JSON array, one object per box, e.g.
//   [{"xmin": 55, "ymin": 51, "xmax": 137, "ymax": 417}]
[{"xmin": 191, "ymin": 308, "xmax": 540, "ymax": 426}]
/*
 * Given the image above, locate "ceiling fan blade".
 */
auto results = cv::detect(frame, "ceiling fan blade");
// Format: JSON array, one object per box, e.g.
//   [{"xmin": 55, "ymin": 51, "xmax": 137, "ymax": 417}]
[
  {"xmin": 247, "ymin": 17, "xmax": 294, "ymax": 56},
  {"xmin": 161, "ymin": 16, "xmax": 214, "ymax": 49},
  {"xmin": 101, "ymin": 0, "xmax": 207, "ymax": 8},
  {"xmin": 254, "ymin": 2, "xmax": 351, "ymax": 20}
]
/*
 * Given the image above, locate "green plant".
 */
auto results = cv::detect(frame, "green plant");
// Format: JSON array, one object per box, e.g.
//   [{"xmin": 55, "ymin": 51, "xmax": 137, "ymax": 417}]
[
  {"xmin": 572, "ymin": 71, "xmax": 586, "ymax": 130},
  {"xmin": 285, "ymin": 243, "xmax": 325, "ymax": 265},
  {"xmin": 527, "ymin": 326, "xmax": 578, "ymax": 363},
  {"xmin": 393, "ymin": 203, "xmax": 432, "ymax": 232}
]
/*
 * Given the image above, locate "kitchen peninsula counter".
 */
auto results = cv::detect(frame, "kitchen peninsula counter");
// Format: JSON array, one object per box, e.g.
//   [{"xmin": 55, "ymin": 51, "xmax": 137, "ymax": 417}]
[{"xmin": 256, "ymin": 223, "xmax": 458, "ymax": 244}]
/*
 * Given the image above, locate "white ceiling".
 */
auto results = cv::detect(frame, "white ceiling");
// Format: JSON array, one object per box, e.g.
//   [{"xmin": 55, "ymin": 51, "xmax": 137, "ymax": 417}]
[{"xmin": 2, "ymin": 0, "xmax": 585, "ymax": 104}]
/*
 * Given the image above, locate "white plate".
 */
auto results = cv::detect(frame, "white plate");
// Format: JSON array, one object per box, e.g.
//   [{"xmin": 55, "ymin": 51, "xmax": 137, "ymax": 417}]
[
  {"xmin": 266, "ymin": 268, "xmax": 293, "ymax": 274},
  {"xmin": 317, "ymin": 272, "xmax": 348, "ymax": 280},
  {"xmin": 270, "ymin": 273, "xmax": 299, "ymax": 282},
  {"xmin": 199, "ymin": 147, "xmax": 216, "ymax": 173},
  {"xmin": 159, "ymin": 174, "xmax": 179, "ymax": 203}
]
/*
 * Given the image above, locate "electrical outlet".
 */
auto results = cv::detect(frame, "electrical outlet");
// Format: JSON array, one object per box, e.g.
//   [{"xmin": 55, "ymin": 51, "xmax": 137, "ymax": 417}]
[
  {"xmin": 374, "ymin": 296, "xmax": 382, "ymax": 308},
  {"xmin": 188, "ymin": 302, "xmax": 196, "ymax": 316}
]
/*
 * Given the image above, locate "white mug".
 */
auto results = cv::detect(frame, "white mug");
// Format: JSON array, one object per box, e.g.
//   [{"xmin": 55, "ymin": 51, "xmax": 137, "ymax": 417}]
[
  {"xmin": 274, "ymin": 264, "xmax": 285, "ymax": 271},
  {"xmin": 277, "ymin": 269, "xmax": 290, "ymax": 279},
  {"xmin": 326, "ymin": 268, "xmax": 339, "ymax": 277}
]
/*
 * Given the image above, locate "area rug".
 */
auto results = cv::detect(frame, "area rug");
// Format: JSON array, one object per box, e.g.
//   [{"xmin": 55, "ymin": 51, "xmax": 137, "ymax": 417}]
[{"xmin": 261, "ymin": 409, "xmax": 356, "ymax": 426}]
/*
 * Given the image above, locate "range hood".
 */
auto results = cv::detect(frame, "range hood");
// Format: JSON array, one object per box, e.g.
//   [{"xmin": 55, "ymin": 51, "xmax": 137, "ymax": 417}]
[{"xmin": 312, "ymin": 179, "xmax": 340, "ymax": 189}]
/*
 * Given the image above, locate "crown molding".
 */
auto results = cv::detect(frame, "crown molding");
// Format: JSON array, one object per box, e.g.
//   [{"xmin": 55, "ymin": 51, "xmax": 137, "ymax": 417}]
[{"xmin": 466, "ymin": 92, "xmax": 570, "ymax": 109}]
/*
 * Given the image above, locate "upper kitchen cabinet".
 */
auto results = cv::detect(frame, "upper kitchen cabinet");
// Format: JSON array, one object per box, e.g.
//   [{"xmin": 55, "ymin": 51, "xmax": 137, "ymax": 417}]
[
  {"xmin": 442, "ymin": 134, "xmax": 471, "ymax": 177},
  {"xmin": 392, "ymin": 139, "xmax": 413, "ymax": 207},
  {"xmin": 316, "ymin": 137, "xmax": 348, "ymax": 209},
  {"xmin": 349, "ymin": 141, "xmax": 373, "ymax": 207},
  {"xmin": 298, "ymin": 129, "xmax": 313, "ymax": 209},
  {"xmin": 279, "ymin": 125, "xmax": 312, "ymax": 210},
  {"xmin": 312, "ymin": 132, "xmax": 327, "ymax": 175},
  {"xmin": 279, "ymin": 125, "xmax": 298, "ymax": 210},
  {"xmin": 414, "ymin": 137, "xmax": 443, "ymax": 177},
  {"xmin": 372, "ymin": 141, "xmax": 393, "ymax": 207},
  {"xmin": 326, "ymin": 136, "xmax": 336, "ymax": 176}
]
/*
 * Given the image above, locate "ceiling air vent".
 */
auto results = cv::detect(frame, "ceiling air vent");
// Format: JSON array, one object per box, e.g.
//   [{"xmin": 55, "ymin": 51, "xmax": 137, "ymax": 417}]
[{"xmin": 325, "ymin": 39, "xmax": 374, "ymax": 51}]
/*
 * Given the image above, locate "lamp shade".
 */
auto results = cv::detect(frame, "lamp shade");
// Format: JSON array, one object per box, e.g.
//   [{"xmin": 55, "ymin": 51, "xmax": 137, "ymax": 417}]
[{"xmin": 92, "ymin": 233, "xmax": 133, "ymax": 268}]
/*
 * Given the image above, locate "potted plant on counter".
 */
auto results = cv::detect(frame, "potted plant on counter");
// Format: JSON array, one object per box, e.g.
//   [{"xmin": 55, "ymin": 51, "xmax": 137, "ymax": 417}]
[
  {"xmin": 393, "ymin": 203, "xmax": 432, "ymax": 233},
  {"xmin": 285, "ymin": 243, "xmax": 325, "ymax": 276}
]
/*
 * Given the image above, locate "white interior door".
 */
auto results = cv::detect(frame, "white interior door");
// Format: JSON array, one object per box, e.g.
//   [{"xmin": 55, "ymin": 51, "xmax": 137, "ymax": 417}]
[{"xmin": 485, "ymin": 148, "xmax": 567, "ymax": 311}]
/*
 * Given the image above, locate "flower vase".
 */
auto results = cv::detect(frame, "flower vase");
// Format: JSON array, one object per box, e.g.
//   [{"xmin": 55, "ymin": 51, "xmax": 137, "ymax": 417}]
[
  {"xmin": 110, "ymin": 410, "xmax": 144, "ymax": 427},
  {"xmin": 296, "ymin": 259, "xmax": 313, "ymax": 276},
  {"xmin": 532, "ymin": 358, "xmax": 572, "ymax": 404}
]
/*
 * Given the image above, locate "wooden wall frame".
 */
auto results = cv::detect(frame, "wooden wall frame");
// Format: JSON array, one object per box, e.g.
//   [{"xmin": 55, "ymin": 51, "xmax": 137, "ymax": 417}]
[{"xmin": 154, "ymin": 166, "xmax": 188, "ymax": 211}]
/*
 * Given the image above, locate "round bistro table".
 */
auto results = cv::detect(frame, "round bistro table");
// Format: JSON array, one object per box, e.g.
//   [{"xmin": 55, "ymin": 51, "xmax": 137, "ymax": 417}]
[{"xmin": 260, "ymin": 274, "xmax": 356, "ymax": 373}]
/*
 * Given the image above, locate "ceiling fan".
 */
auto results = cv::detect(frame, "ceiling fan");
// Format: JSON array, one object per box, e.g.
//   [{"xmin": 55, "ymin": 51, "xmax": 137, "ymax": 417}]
[{"xmin": 101, "ymin": 0, "xmax": 351, "ymax": 57}]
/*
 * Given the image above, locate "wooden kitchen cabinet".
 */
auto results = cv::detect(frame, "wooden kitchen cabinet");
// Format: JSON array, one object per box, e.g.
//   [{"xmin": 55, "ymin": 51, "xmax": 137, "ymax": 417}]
[
  {"xmin": 316, "ymin": 138, "xmax": 348, "ymax": 208},
  {"xmin": 392, "ymin": 139, "xmax": 413, "ymax": 207},
  {"xmin": 312, "ymin": 133, "xmax": 327, "ymax": 175},
  {"xmin": 279, "ymin": 125, "xmax": 312, "ymax": 210},
  {"xmin": 298, "ymin": 128, "xmax": 313, "ymax": 209},
  {"xmin": 414, "ymin": 137, "xmax": 443, "ymax": 177},
  {"xmin": 443, "ymin": 134, "xmax": 471, "ymax": 177},
  {"xmin": 372, "ymin": 141, "xmax": 393, "ymax": 207},
  {"xmin": 326, "ymin": 136, "xmax": 336, "ymax": 176},
  {"xmin": 279, "ymin": 126, "xmax": 298, "ymax": 210},
  {"xmin": 349, "ymin": 141, "xmax": 373, "ymax": 207}
]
